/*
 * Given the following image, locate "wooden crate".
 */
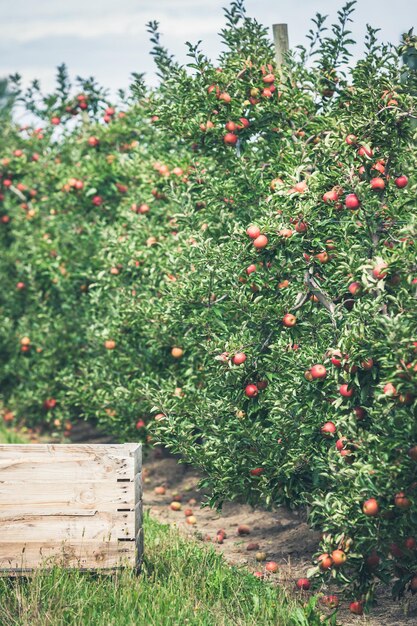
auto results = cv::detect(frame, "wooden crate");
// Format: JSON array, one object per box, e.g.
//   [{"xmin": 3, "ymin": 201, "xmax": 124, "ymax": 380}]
[{"xmin": 0, "ymin": 443, "xmax": 142, "ymax": 573}]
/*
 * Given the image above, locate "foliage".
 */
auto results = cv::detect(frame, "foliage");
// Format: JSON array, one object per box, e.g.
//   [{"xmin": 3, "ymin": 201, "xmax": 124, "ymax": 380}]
[{"xmin": 1, "ymin": 0, "xmax": 417, "ymax": 613}]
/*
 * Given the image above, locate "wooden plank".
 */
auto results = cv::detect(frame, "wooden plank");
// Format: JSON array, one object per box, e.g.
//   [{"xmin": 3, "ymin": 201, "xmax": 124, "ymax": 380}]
[
  {"xmin": 0, "ymin": 511, "xmax": 135, "ymax": 541},
  {"xmin": 0, "ymin": 444, "xmax": 139, "ymax": 459},
  {"xmin": 272, "ymin": 23, "xmax": 289, "ymax": 68},
  {"xmin": 0, "ymin": 481, "xmax": 134, "ymax": 516},
  {"xmin": 0, "ymin": 457, "xmax": 133, "ymax": 482},
  {"xmin": 0, "ymin": 541, "xmax": 135, "ymax": 570},
  {"xmin": 0, "ymin": 444, "xmax": 136, "ymax": 481}
]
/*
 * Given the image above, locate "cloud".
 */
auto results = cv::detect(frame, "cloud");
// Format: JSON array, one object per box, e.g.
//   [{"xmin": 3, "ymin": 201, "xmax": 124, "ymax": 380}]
[{"xmin": 3, "ymin": 13, "xmax": 223, "ymax": 44}]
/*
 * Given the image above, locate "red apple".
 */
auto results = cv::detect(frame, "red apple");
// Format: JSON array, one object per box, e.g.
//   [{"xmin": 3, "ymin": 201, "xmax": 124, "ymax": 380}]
[
  {"xmin": 339, "ymin": 384, "xmax": 353, "ymax": 397},
  {"xmin": 330, "ymin": 350, "xmax": 343, "ymax": 367},
  {"xmin": 265, "ymin": 561, "xmax": 279, "ymax": 573},
  {"xmin": 318, "ymin": 553, "xmax": 333, "ymax": 570},
  {"xmin": 321, "ymin": 595, "xmax": 339, "ymax": 608},
  {"xmin": 246, "ymin": 225, "xmax": 261, "ymax": 239},
  {"xmin": 245, "ymin": 384, "xmax": 258, "ymax": 398},
  {"xmin": 282, "ymin": 313, "xmax": 296, "ymax": 327},
  {"xmin": 358, "ymin": 145, "xmax": 373, "ymax": 157},
  {"xmin": 404, "ymin": 537, "xmax": 416, "ymax": 551},
  {"xmin": 395, "ymin": 175, "xmax": 408, "ymax": 188},
  {"xmin": 394, "ymin": 492, "xmax": 411, "ymax": 509},
  {"xmin": 321, "ymin": 422, "xmax": 336, "ymax": 437},
  {"xmin": 353, "ymin": 406, "xmax": 366, "ymax": 420},
  {"xmin": 345, "ymin": 134, "xmax": 357, "ymax": 145},
  {"xmin": 253, "ymin": 235, "xmax": 268, "ymax": 249},
  {"xmin": 219, "ymin": 92, "xmax": 231, "ymax": 103},
  {"xmin": 322, "ymin": 189, "xmax": 340, "ymax": 203},
  {"xmin": 296, "ymin": 578, "xmax": 310, "ymax": 590},
  {"xmin": 366, "ymin": 551, "xmax": 380, "ymax": 569},
  {"xmin": 390, "ymin": 542, "xmax": 404, "ymax": 558},
  {"xmin": 349, "ymin": 601, "xmax": 364, "ymax": 615},
  {"xmin": 232, "ymin": 352, "xmax": 247, "ymax": 365},
  {"xmin": 311, "ymin": 364, "xmax": 327, "ymax": 380},
  {"xmin": 295, "ymin": 221, "xmax": 308, "ymax": 233},
  {"xmin": 345, "ymin": 193, "xmax": 360, "ymax": 209},
  {"xmin": 348, "ymin": 281, "xmax": 361, "ymax": 295},
  {"xmin": 331, "ymin": 549, "xmax": 346, "ymax": 566},
  {"xmin": 225, "ymin": 121, "xmax": 237, "ymax": 132},
  {"xmin": 224, "ymin": 132, "xmax": 238, "ymax": 145},
  {"xmin": 370, "ymin": 177, "xmax": 385, "ymax": 190},
  {"xmin": 362, "ymin": 498, "xmax": 379, "ymax": 516},
  {"xmin": 372, "ymin": 263, "xmax": 388, "ymax": 279},
  {"xmin": 43, "ymin": 398, "xmax": 57, "ymax": 411},
  {"xmin": 383, "ymin": 382, "xmax": 397, "ymax": 396},
  {"xmin": 315, "ymin": 251, "xmax": 329, "ymax": 264}
]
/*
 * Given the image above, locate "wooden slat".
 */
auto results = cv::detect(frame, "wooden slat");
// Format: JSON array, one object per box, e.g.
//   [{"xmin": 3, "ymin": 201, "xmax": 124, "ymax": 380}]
[
  {"xmin": 0, "ymin": 541, "xmax": 135, "ymax": 570},
  {"xmin": 0, "ymin": 444, "xmax": 136, "ymax": 481},
  {"xmin": 0, "ymin": 481, "xmax": 134, "ymax": 516},
  {"xmin": 0, "ymin": 461, "xmax": 132, "ymax": 482},
  {"xmin": 0, "ymin": 511, "xmax": 135, "ymax": 541},
  {"xmin": 0, "ymin": 444, "xmax": 139, "ymax": 459}
]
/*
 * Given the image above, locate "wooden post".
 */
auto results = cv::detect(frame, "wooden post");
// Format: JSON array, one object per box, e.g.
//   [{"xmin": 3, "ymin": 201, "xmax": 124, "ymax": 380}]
[{"xmin": 273, "ymin": 24, "xmax": 289, "ymax": 68}]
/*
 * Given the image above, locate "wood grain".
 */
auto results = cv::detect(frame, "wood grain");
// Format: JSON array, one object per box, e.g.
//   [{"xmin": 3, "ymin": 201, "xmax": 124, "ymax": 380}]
[{"xmin": 0, "ymin": 443, "xmax": 142, "ymax": 572}]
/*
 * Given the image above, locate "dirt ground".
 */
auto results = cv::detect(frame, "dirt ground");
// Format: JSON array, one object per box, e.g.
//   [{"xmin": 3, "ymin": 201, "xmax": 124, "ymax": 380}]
[{"xmin": 66, "ymin": 422, "xmax": 417, "ymax": 625}]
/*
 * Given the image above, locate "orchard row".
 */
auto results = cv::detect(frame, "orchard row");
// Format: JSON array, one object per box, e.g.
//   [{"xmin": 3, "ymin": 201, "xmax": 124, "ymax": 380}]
[{"xmin": 1, "ymin": 1, "xmax": 417, "ymax": 615}]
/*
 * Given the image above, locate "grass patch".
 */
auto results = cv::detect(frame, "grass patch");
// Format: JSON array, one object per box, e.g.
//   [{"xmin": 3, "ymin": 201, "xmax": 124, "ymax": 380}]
[
  {"xmin": 0, "ymin": 514, "xmax": 325, "ymax": 626},
  {"xmin": 0, "ymin": 425, "xmax": 26, "ymax": 444}
]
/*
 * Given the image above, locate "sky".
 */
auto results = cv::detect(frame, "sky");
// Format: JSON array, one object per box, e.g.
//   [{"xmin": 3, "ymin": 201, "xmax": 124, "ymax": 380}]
[{"xmin": 1, "ymin": 0, "xmax": 415, "ymax": 97}]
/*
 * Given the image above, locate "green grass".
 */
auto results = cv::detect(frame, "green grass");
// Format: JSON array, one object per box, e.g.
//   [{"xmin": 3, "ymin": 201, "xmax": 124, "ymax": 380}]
[
  {"xmin": 0, "ymin": 514, "xmax": 326, "ymax": 626},
  {"xmin": 0, "ymin": 424, "xmax": 26, "ymax": 443},
  {"xmin": 0, "ymin": 427, "xmax": 326, "ymax": 625}
]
